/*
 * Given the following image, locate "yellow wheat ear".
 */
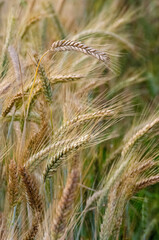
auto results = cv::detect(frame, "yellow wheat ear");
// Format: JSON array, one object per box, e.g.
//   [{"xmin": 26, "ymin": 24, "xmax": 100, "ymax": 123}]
[{"xmin": 26, "ymin": 50, "xmax": 50, "ymax": 116}]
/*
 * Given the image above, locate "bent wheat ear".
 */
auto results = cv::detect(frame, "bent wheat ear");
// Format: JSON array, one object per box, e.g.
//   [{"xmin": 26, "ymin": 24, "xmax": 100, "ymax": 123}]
[
  {"xmin": 2, "ymin": 93, "xmax": 25, "ymax": 117},
  {"xmin": 43, "ymin": 135, "xmax": 90, "ymax": 181},
  {"xmin": 51, "ymin": 40, "xmax": 110, "ymax": 64}
]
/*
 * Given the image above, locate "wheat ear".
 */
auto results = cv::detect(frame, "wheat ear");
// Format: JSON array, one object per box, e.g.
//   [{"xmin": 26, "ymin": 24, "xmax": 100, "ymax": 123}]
[
  {"xmin": 23, "ymin": 74, "xmax": 84, "ymax": 107},
  {"xmin": 24, "ymin": 121, "xmax": 48, "ymax": 161},
  {"xmin": 21, "ymin": 16, "xmax": 41, "ymax": 39},
  {"xmin": 26, "ymin": 138, "xmax": 77, "ymax": 170},
  {"xmin": 19, "ymin": 167, "xmax": 44, "ymax": 239},
  {"xmin": 23, "ymin": 215, "xmax": 39, "ymax": 240},
  {"xmin": 2, "ymin": 93, "xmax": 25, "ymax": 117},
  {"xmin": 8, "ymin": 160, "xmax": 19, "ymax": 207},
  {"xmin": 122, "ymin": 117, "xmax": 159, "ymax": 157},
  {"xmin": 126, "ymin": 160, "xmax": 155, "ymax": 178},
  {"xmin": 0, "ymin": 212, "xmax": 6, "ymax": 240},
  {"xmin": 135, "ymin": 175, "xmax": 159, "ymax": 192},
  {"xmin": 43, "ymin": 134, "xmax": 89, "ymax": 181},
  {"xmin": 50, "ymin": 74, "xmax": 84, "ymax": 84},
  {"xmin": 19, "ymin": 167, "xmax": 44, "ymax": 216},
  {"xmin": 54, "ymin": 109, "xmax": 114, "ymax": 138},
  {"xmin": 51, "ymin": 40, "xmax": 109, "ymax": 64},
  {"xmin": 52, "ymin": 168, "xmax": 79, "ymax": 240},
  {"xmin": 34, "ymin": 54, "xmax": 53, "ymax": 103}
]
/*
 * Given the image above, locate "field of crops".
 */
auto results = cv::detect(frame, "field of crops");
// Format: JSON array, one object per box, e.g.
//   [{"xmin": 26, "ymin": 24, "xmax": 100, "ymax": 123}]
[{"xmin": 0, "ymin": 0, "xmax": 159, "ymax": 239}]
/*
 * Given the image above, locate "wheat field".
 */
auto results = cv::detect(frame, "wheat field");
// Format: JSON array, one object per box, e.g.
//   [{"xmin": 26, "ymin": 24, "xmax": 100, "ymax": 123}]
[{"xmin": 0, "ymin": 0, "xmax": 159, "ymax": 239}]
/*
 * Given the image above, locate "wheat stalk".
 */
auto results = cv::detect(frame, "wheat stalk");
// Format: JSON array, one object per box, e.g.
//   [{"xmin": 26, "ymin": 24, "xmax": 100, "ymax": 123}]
[
  {"xmin": 51, "ymin": 40, "xmax": 110, "ymax": 64},
  {"xmin": 47, "ymin": 2, "xmax": 66, "ymax": 39}
]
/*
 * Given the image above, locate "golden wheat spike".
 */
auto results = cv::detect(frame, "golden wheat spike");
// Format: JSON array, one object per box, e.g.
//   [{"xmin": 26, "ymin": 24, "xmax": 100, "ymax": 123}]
[
  {"xmin": 43, "ymin": 134, "xmax": 90, "ymax": 181},
  {"xmin": 122, "ymin": 117, "xmax": 159, "ymax": 157},
  {"xmin": 54, "ymin": 109, "xmax": 114, "ymax": 138},
  {"xmin": 51, "ymin": 40, "xmax": 110, "ymax": 64},
  {"xmin": 19, "ymin": 166, "xmax": 44, "ymax": 216},
  {"xmin": 52, "ymin": 168, "xmax": 79, "ymax": 239},
  {"xmin": 23, "ymin": 215, "xmax": 39, "ymax": 240},
  {"xmin": 2, "ymin": 93, "xmax": 24, "ymax": 117},
  {"xmin": 8, "ymin": 160, "xmax": 19, "ymax": 207},
  {"xmin": 135, "ymin": 175, "xmax": 159, "ymax": 192}
]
